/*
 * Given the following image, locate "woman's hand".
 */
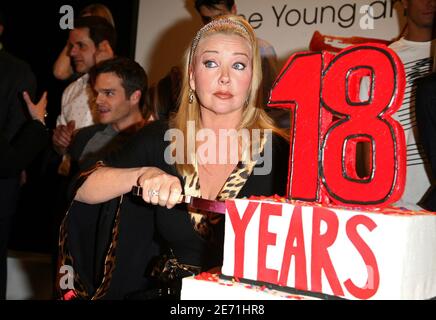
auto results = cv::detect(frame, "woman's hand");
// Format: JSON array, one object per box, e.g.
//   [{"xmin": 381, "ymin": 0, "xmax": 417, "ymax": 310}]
[
  {"xmin": 137, "ymin": 167, "xmax": 183, "ymax": 209},
  {"xmin": 23, "ymin": 91, "xmax": 47, "ymax": 124}
]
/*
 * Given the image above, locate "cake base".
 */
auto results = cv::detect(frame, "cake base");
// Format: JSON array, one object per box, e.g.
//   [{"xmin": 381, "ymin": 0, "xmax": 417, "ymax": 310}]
[
  {"xmin": 222, "ymin": 199, "xmax": 436, "ymax": 299},
  {"xmin": 181, "ymin": 273, "xmax": 320, "ymax": 300}
]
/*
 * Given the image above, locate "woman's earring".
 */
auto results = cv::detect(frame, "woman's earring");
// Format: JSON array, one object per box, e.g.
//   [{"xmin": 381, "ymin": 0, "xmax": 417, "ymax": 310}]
[{"xmin": 189, "ymin": 89, "xmax": 194, "ymax": 104}]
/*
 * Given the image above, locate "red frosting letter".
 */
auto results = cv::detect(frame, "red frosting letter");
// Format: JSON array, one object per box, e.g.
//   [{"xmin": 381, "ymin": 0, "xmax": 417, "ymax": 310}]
[
  {"xmin": 257, "ymin": 203, "xmax": 282, "ymax": 284},
  {"xmin": 344, "ymin": 215, "xmax": 380, "ymax": 299},
  {"xmin": 311, "ymin": 207, "xmax": 344, "ymax": 296},
  {"xmin": 279, "ymin": 205, "xmax": 307, "ymax": 290},
  {"xmin": 226, "ymin": 201, "xmax": 260, "ymax": 278}
]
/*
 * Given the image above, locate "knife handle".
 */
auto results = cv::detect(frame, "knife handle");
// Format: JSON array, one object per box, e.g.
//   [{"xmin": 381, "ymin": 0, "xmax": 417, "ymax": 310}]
[{"xmin": 131, "ymin": 185, "xmax": 143, "ymax": 197}]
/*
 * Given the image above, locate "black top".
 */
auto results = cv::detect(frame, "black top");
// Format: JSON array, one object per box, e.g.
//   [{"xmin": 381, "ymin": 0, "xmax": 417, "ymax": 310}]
[
  {"xmin": 0, "ymin": 120, "xmax": 48, "ymax": 177},
  {"xmin": 69, "ymin": 125, "xmax": 108, "ymax": 161},
  {"xmin": 415, "ymin": 72, "xmax": 436, "ymax": 210},
  {"xmin": 69, "ymin": 124, "xmax": 111, "ymax": 177},
  {"xmin": 0, "ymin": 49, "xmax": 37, "ymax": 218},
  {"xmin": 106, "ymin": 120, "xmax": 290, "ymax": 270},
  {"xmin": 65, "ymin": 123, "xmax": 160, "ymax": 300},
  {"xmin": 0, "ymin": 50, "xmax": 36, "ymax": 141}
]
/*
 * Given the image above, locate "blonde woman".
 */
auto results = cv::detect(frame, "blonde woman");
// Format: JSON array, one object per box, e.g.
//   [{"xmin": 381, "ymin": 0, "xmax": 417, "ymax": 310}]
[{"xmin": 71, "ymin": 15, "xmax": 289, "ymax": 299}]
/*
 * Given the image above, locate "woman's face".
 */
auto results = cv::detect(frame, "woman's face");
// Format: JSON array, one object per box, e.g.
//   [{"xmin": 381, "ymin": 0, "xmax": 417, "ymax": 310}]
[{"xmin": 189, "ymin": 33, "xmax": 252, "ymax": 118}]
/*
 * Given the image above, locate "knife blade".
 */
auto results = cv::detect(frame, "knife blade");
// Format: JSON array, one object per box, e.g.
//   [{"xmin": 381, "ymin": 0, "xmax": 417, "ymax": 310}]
[{"xmin": 131, "ymin": 186, "xmax": 226, "ymax": 214}]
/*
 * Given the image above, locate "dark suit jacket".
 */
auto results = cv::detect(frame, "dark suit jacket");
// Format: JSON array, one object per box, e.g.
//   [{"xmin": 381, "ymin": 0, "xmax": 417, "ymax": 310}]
[
  {"xmin": 0, "ymin": 120, "xmax": 48, "ymax": 177},
  {"xmin": 64, "ymin": 123, "xmax": 159, "ymax": 299},
  {"xmin": 415, "ymin": 72, "xmax": 436, "ymax": 210},
  {"xmin": 0, "ymin": 49, "xmax": 36, "ymax": 141},
  {"xmin": 0, "ymin": 49, "xmax": 37, "ymax": 218}
]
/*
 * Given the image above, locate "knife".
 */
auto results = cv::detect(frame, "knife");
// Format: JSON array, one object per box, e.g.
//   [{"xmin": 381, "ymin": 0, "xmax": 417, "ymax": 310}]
[{"xmin": 131, "ymin": 186, "xmax": 226, "ymax": 214}]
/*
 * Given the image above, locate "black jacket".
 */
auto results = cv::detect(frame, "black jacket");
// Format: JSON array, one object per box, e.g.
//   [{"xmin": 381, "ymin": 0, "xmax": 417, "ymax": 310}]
[
  {"xmin": 0, "ymin": 120, "xmax": 48, "ymax": 177},
  {"xmin": 416, "ymin": 72, "xmax": 436, "ymax": 211},
  {"xmin": 0, "ymin": 49, "xmax": 37, "ymax": 218}
]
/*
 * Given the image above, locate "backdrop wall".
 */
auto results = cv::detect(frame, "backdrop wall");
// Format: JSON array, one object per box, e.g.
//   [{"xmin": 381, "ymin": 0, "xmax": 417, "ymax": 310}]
[{"xmin": 135, "ymin": 0, "xmax": 406, "ymax": 85}]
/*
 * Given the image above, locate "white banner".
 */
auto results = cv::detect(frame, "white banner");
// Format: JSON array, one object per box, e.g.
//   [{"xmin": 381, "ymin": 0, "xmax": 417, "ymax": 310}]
[{"xmin": 135, "ymin": 0, "xmax": 406, "ymax": 84}]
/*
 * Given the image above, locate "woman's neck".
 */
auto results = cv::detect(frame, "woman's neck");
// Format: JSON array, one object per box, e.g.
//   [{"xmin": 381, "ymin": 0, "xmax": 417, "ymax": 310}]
[{"xmin": 199, "ymin": 108, "xmax": 242, "ymax": 132}]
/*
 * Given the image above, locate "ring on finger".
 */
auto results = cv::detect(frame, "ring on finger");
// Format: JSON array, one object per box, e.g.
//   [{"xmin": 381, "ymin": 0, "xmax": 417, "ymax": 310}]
[{"xmin": 148, "ymin": 189, "xmax": 159, "ymax": 198}]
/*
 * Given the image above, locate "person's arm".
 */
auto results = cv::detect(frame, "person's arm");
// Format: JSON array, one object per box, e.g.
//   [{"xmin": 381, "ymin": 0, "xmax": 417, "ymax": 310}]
[
  {"xmin": 75, "ymin": 166, "xmax": 147, "ymax": 203},
  {"xmin": 74, "ymin": 121, "xmax": 182, "ymax": 207},
  {"xmin": 75, "ymin": 166, "xmax": 182, "ymax": 208},
  {"xmin": 53, "ymin": 44, "xmax": 74, "ymax": 80},
  {"xmin": 23, "ymin": 91, "xmax": 47, "ymax": 125}
]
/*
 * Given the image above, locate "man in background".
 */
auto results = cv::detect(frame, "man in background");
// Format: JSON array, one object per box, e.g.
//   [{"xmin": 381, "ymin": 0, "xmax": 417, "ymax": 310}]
[
  {"xmin": 69, "ymin": 57, "xmax": 151, "ymax": 175},
  {"xmin": 0, "ymin": 9, "xmax": 37, "ymax": 299},
  {"xmin": 415, "ymin": 17, "xmax": 436, "ymax": 210},
  {"xmin": 53, "ymin": 16, "xmax": 116, "ymax": 158},
  {"xmin": 389, "ymin": 0, "xmax": 435, "ymax": 209},
  {"xmin": 59, "ymin": 57, "xmax": 158, "ymax": 300}
]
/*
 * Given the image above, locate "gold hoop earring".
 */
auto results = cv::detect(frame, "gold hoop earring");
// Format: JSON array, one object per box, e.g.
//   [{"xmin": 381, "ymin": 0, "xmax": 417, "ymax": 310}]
[{"xmin": 189, "ymin": 89, "xmax": 194, "ymax": 104}]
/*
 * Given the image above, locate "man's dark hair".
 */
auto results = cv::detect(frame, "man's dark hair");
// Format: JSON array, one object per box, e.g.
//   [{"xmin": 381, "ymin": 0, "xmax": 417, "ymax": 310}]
[
  {"xmin": 74, "ymin": 16, "xmax": 117, "ymax": 50},
  {"xmin": 90, "ymin": 57, "xmax": 149, "ymax": 113},
  {"xmin": 194, "ymin": 0, "xmax": 235, "ymax": 12}
]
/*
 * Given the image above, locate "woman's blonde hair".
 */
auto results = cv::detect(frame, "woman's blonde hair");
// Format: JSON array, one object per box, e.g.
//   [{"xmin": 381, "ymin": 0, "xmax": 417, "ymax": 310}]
[
  {"xmin": 80, "ymin": 3, "xmax": 115, "ymax": 27},
  {"xmin": 170, "ymin": 14, "xmax": 287, "ymax": 175}
]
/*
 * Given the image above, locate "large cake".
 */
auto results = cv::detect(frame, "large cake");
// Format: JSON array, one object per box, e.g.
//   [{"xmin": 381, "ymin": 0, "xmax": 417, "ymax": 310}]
[
  {"xmin": 182, "ymin": 199, "xmax": 436, "ymax": 300},
  {"xmin": 181, "ymin": 44, "xmax": 436, "ymax": 300}
]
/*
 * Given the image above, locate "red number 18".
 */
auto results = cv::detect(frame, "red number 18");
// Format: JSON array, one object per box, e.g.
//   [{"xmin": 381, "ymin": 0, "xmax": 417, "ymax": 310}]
[{"xmin": 268, "ymin": 44, "xmax": 406, "ymax": 207}]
